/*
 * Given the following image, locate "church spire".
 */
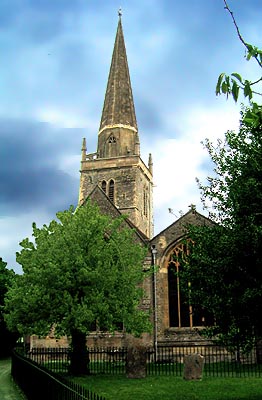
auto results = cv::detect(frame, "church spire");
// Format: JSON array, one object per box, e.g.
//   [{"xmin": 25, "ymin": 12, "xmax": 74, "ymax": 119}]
[
  {"xmin": 79, "ymin": 12, "xmax": 153, "ymax": 238},
  {"xmin": 99, "ymin": 14, "xmax": 137, "ymax": 133}
]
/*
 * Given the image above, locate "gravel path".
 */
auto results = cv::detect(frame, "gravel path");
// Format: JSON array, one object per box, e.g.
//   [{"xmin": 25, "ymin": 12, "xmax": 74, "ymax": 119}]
[{"xmin": 0, "ymin": 358, "xmax": 26, "ymax": 400}]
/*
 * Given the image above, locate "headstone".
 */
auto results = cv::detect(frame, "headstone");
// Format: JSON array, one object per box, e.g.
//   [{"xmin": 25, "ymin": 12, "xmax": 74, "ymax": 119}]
[
  {"xmin": 183, "ymin": 353, "xmax": 204, "ymax": 380},
  {"xmin": 126, "ymin": 345, "xmax": 147, "ymax": 379}
]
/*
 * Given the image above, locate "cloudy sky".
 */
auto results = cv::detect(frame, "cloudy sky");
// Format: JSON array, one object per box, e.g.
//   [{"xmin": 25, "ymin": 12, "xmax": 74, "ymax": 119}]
[{"xmin": 1, "ymin": 0, "xmax": 261, "ymax": 273}]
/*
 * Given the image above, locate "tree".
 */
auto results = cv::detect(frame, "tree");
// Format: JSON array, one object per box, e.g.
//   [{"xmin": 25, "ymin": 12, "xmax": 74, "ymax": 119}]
[
  {"xmin": 181, "ymin": 108, "xmax": 262, "ymax": 351},
  {"xmin": 4, "ymin": 202, "xmax": 150, "ymax": 374},
  {"xmin": 0, "ymin": 258, "xmax": 18, "ymax": 357},
  {"xmin": 177, "ymin": 1, "xmax": 262, "ymax": 352}
]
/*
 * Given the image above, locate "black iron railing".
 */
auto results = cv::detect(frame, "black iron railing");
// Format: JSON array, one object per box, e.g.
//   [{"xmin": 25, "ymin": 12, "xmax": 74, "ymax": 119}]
[
  {"xmin": 17, "ymin": 341, "xmax": 262, "ymax": 378},
  {"xmin": 12, "ymin": 350, "xmax": 106, "ymax": 400},
  {"xmin": 147, "ymin": 343, "xmax": 262, "ymax": 377}
]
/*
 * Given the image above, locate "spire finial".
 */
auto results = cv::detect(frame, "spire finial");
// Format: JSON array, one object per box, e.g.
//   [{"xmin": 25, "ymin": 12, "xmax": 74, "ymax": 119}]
[{"xmin": 118, "ymin": 7, "xmax": 122, "ymax": 18}]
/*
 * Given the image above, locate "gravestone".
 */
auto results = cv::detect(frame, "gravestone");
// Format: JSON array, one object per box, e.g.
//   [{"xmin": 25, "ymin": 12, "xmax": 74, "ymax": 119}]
[
  {"xmin": 183, "ymin": 353, "xmax": 204, "ymax": 380},
  {"xmin": 126, "ymin": 345, "xmax": 147, "ymax": 379}
]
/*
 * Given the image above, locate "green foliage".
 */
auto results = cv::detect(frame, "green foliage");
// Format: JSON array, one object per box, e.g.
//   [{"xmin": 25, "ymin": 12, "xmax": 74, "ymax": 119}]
[
  {"xmin": 243, "ymin": 102, "xmax": 262, "ymax": 127},
  {"xmin": 186, "ymin": 2, "xmax": 262, "ymax": 350},
  {"xmin": 0, "ymin": 258, "xmax": 15, "ymax": 305},
  {"xmin": 197, "ymin": 105, "xmax": 262, "ymax": 226},
  {"xmin": 216, "ymin": 72, "xmax": 260, "ymax": 103},
  {"xmin": 216, "ymin": 2, "xmax": 262, "ymax": 102},
  {"xmin": 0, "ymin": 258, "xmax": 17, "ymax": 356},
  {"xmin": 4, "ymin": 202, "xmax": 151, "ymax": 339},
  {"xmin": 182, "ymin": 109, "xmax": 262, "ymax": 350}
]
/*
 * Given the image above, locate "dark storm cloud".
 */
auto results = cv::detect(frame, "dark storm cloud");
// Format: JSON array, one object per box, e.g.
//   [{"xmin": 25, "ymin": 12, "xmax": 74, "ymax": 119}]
[
  {"xmin": 0, "ymin": 118, "xmax": 82, "ymax": 215},
  {"xmin": 0, "ymin": 166, "xmax": 78, "ymax": 215},
  {"xmin": 0, "ymin": 118, "xmax": 80, "ymax": 165}
]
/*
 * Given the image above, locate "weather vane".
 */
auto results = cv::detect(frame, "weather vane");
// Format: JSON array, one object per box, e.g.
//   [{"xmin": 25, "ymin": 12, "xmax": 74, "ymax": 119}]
[{"xmin": 118, "ymin": 7, "xmax": 122, "ymax": 17}]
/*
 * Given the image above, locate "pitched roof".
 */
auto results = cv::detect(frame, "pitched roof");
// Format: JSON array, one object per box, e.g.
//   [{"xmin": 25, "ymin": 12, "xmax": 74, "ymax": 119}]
[
  {"xmin": 84, "ymin": 185, "xmax": 148, "ymax": 245},
  {"xmin": 99, "ymin": 17, "xmax": 138, "ymax": 132},
  {"xmin": 151, "ymin": 209, "xmax": 213, "ymax": 243}
]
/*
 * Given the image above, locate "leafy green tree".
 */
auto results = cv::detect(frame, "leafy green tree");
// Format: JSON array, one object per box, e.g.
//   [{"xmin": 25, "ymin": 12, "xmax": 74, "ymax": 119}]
[
  {"xmin": 179, "ymin": 2, "xmax": 262, "ymax": 352},
  {"xmin": 0, "ymin": 258, "xmax": 18, "ymax": 357},
  {"xmin": 181, "ymin": 108, "xmax": 262, "ymax": 351},
  {"xmin": 4, "ymin": 202, "xmax": 150, "ymax": 374}
]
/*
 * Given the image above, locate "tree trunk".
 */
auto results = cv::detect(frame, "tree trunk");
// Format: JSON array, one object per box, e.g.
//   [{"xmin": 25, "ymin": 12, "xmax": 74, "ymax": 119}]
[
  {"xmin": 69, "ymin": 330, "xmax": 90, "ymax": 375},
  {"xmin": 255, "ymin": 339, "xmax": 262, "ymax": 364}
]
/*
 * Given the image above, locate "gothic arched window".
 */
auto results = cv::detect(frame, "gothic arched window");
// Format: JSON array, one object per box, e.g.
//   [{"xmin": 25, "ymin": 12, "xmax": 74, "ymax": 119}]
[
  {"xmin": 101, "ymin": 180, "xmax": 107, "ymax": 194},
  {"xmin": 143, "ymin": 188, "xmax": 148, "ymax": 217},
  {"xmin": 167, "ymin": 242, "xmax": 213, "ymax": 328},
  {"xmin": 168, "ymin": 243, "xmax": 190, "ymax": 328},
  {"xmin": 108, "ymin": 136, "xmax": 117, "ymax": 143},
  {"xmin": 107, "ymin": 135, "xmax": 117, "ymax": 157},
  {"xmin": 108, "ymin": 179, "xmax": 115, "ymax": 203}
]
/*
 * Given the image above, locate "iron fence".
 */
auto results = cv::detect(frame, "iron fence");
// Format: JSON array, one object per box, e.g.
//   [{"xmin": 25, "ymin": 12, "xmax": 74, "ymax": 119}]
[
  {"xmin": 88, "ymin": 347, "xmax": 127, "ymax": 375},
  {"xmin": 27, "ymin": 346, "xmax": 70, "ymax": 373},
  {"xmin": 18, "ymin": 341, "xmax": 262, "ymax": 378},
  {"xmin": 147, "ymin": 343, "xmax": 262, "ymax": 377},
  {"xmin": 12, "ymin": 350, "xmax": 106, "ymax": 400}
]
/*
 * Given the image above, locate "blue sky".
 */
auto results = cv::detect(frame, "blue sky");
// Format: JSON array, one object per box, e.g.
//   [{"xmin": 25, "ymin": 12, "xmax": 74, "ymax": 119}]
[{"xmin": 1, "ymin": 0, "xmax": 261, "ymax": 273}]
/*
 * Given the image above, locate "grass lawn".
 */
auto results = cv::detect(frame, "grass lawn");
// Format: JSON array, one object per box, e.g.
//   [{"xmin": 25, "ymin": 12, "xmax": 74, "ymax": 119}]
[{"xmin": 74, "ymin": 375, "xmax": 262, "ymax": 400}]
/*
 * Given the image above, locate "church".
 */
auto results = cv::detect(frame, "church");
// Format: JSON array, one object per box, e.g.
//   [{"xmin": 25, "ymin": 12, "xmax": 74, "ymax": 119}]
[{"xmin": 75, "ymin": 13, "xmax": 213, "ymax": 348}]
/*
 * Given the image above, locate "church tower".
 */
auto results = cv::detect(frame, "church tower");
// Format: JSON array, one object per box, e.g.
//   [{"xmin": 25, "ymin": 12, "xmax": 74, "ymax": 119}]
[{"xmin": 79, "ymin": 13, "xmax": 153, "ymax": 239}]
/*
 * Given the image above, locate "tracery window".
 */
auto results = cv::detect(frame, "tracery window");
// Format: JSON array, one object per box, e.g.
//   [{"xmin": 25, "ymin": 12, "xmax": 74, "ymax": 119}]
[
  {"xmin": 168, "ymin": 243, "xmax": 191, "ymax": 327},
  {"xmin": 108, "ymin": 136, "xmax": 116, "ymax": 143},
  {"xmin": 167, "ymin": 242, "xmax": 213, "ymax": 328},
  {"xmin": 107, "ymin": 135, "xmax": 117, "ymax": 157}
]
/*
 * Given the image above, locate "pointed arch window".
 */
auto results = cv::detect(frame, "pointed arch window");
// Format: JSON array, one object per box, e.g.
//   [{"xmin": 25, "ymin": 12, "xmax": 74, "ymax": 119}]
[
  {"xmin": 143, "ymin": 187, "xmax": 148, "ymax": 217},
  {"xmin": 167, "ymin": 242, "xmax": 213, "ymax": 328},
  {"xmin": 108, "ymin": 136, "xmax": 117, "ymax": 143},
  {"xmin": 108, "ymin": 179, "xmax": 115, "ymax": 203},
  {"xmin": 107, "ymin": 135, "xmax": 117, "ymax": 157},
  {"xmin": 168, "ymin": 243, "xmax": 190, "ymax": 328},
  {"xmin": 101, "ymin": 180, "xmax": 107, "ymax": 194}
]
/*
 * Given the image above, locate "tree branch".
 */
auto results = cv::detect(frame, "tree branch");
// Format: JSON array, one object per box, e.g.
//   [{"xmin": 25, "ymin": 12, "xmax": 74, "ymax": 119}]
[
  {"xmin": 250, "ymin": 77, "xmax": 262, "ymax": 87},
  {"xmin": 223, "ymin": 0, "xmax": 262, "ymax": 69}
]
